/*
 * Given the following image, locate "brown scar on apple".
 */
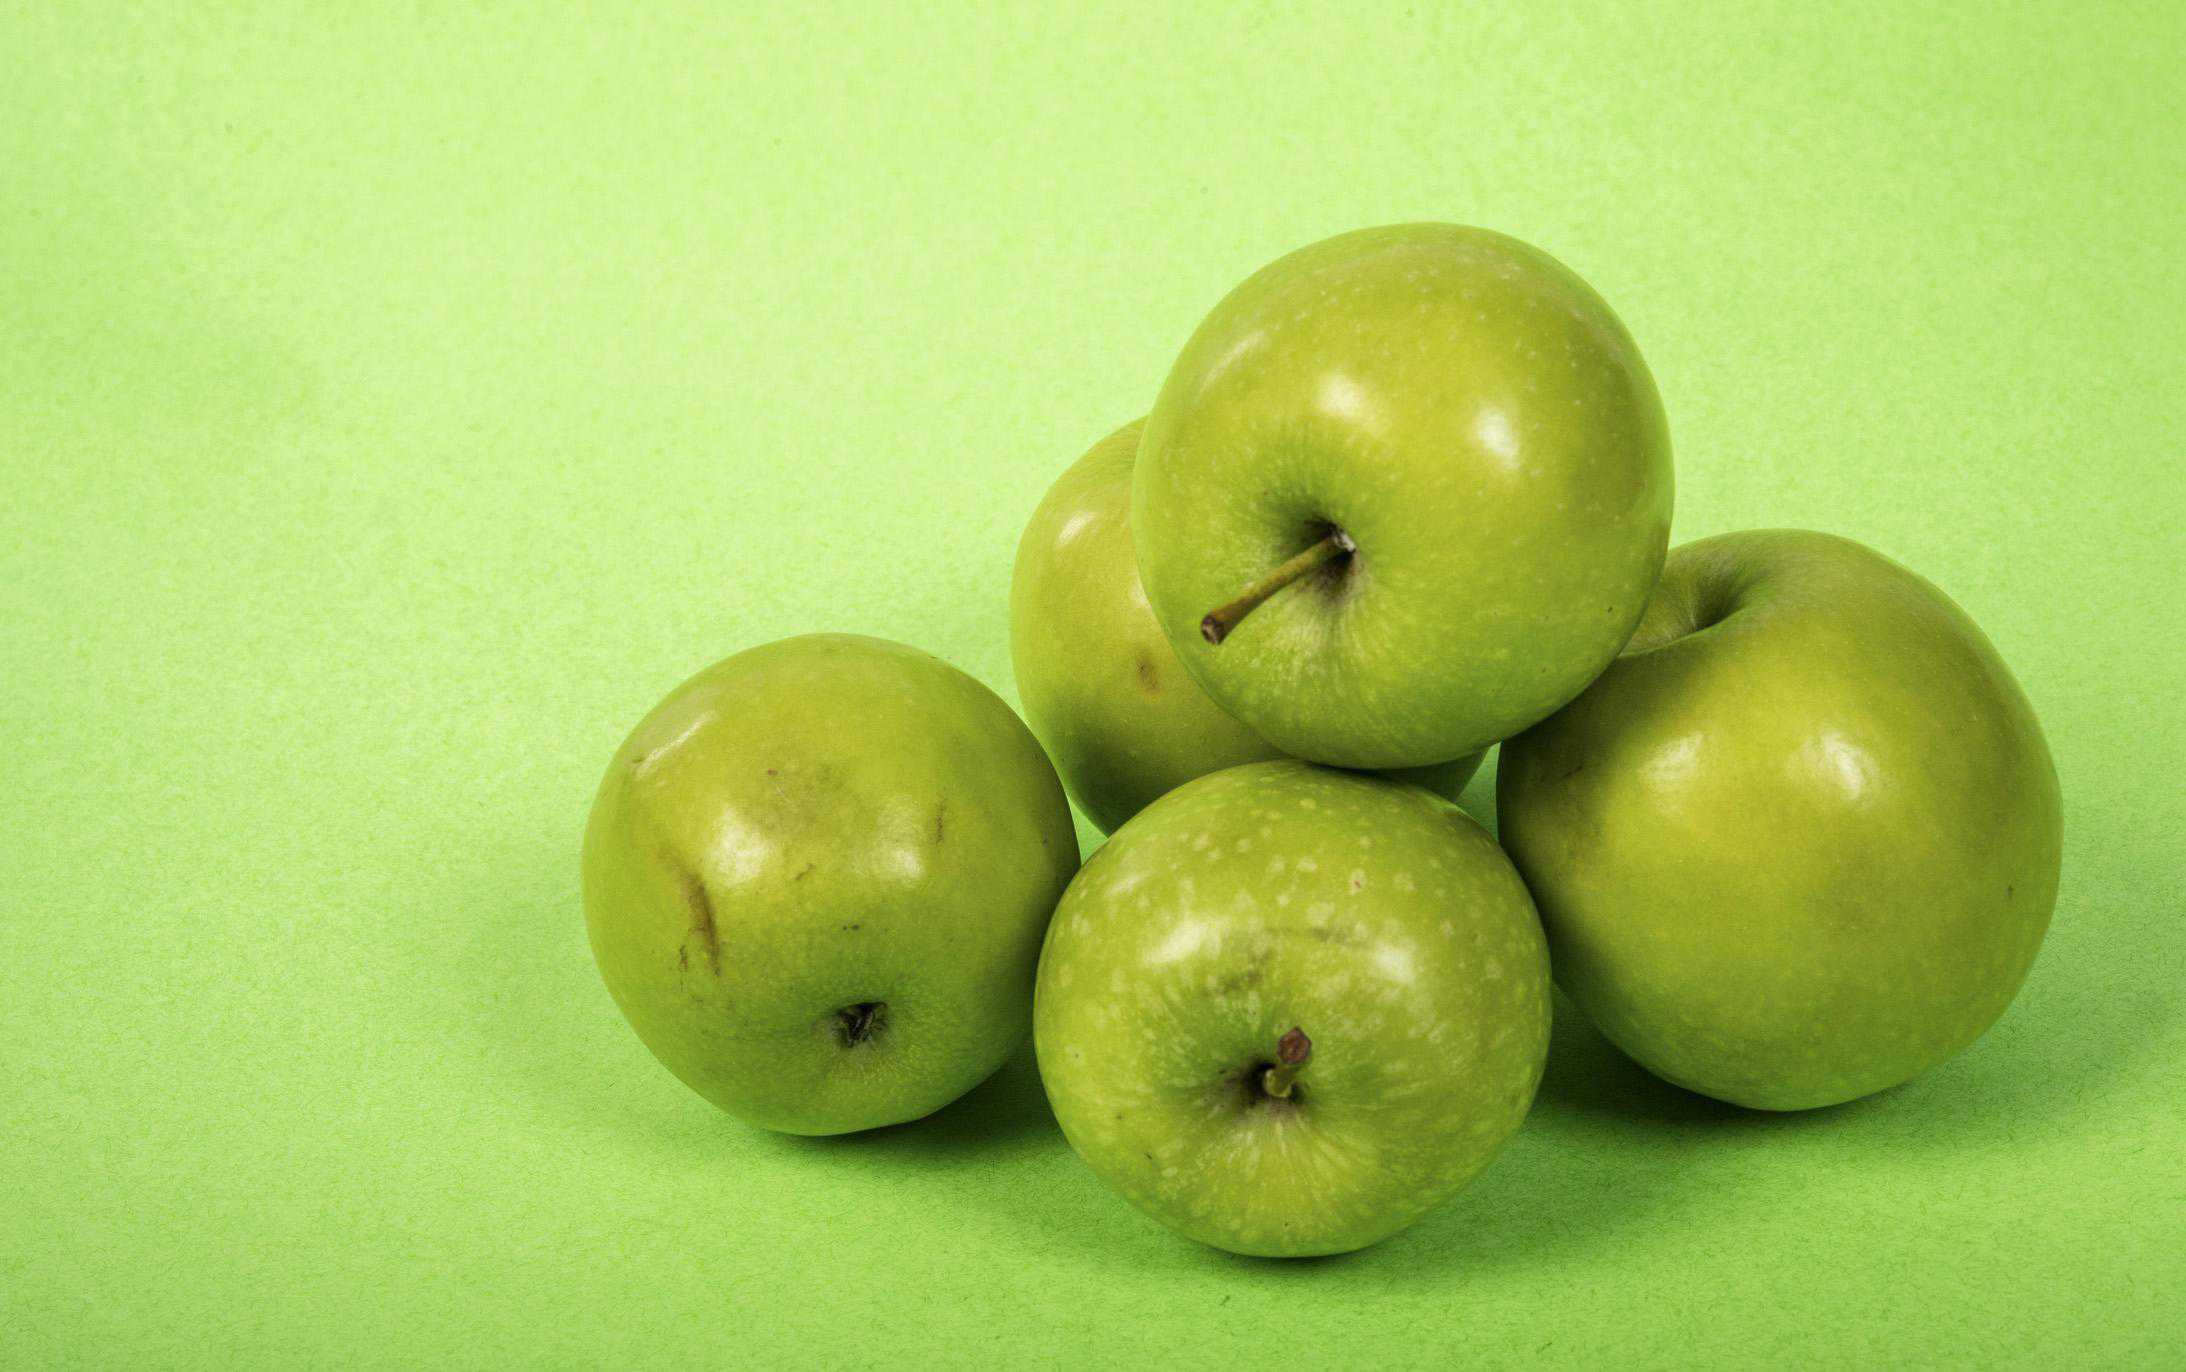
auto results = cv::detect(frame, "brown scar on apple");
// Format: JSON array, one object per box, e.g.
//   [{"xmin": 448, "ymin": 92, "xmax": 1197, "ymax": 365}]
[
  {"xmin": 679, "ymin": 867, "xmax": 721, "ymax": 975},
  {"xmin": 1134, "ymin": 650, "xmax": 1161, "ymax": 693},
  {"xmin": 932, "ymin": 800, "xmax": 947, "ymax": 844}
]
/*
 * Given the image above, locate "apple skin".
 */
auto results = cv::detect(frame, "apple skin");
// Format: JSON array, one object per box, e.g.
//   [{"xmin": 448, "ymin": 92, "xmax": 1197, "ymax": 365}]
[
  {"xmin": 1010, "ymin": 418, "xmax": 1482, "ymax": 832},
  {"xmin": 1034, "ymin": 761, "xmax": 1550, "ymax": 1257},
  {"xmin": 1497, "ymin": 530, "xmax": 2063, "ymax": 1110},
  {"xmin": 1134, "ymin": 223, "xmax": 1673, "ymax": 769},
  {"xmin": 582, "ymin": 634, "xmax": 1079, "ymax": 1135}
]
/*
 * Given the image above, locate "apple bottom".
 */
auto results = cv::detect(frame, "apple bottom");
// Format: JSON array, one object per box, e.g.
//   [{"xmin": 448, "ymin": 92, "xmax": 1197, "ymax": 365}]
[
  {"xmin": 581, "ymin": 634, "xmax": 1079, "ymax": 1137},
  {"xmin": 1041, "ymin": 973, "xmax": 1541, "ymax": 1257},
  {"xmin": 1034, "ymin": 763, "xmax": 1551, "ymax": 1256},
  {"xmin": 598, "ymin": 907, "xmax": 1053, "ymax": 1136}
]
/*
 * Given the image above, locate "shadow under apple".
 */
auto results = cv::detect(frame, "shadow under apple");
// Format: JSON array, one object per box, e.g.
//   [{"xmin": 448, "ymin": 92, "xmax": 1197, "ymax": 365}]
[
  {"xmin": 765, "ymin": 1045, "xmax": 1061, "ymax": 1164},
  {"xmin": 426, "ymin": 789, "xmax": 2156, "ymax": 1281},
  {"xmin": 945, "ymin": 996, "xmax": 1748, "ymax": 1283}
]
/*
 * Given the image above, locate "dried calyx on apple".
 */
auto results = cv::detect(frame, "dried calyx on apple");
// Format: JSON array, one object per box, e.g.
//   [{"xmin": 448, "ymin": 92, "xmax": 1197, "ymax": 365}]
[{"xmin": 831, "ymin": 1001, "xmax": 886, "ymax": 1048}]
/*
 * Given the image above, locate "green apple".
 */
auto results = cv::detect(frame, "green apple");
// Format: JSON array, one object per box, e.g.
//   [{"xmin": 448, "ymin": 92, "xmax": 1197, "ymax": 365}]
[
  {"xmin": 1034, "ymin": 761, "xmax": 1550, "ymax": 1256},
  {"xmin": 582, "ymin": 634, "xmax": 1079, "ymax": 1135},
  {"xmin": 1010, "ymin": 418, "xmax": 1482, "ymax": 831},
  {"xmin": 1133, "ymin": 222, "xmax": 1674, "ymax": 769},
  {"xmin": 1498, "ymin": 530, "xmax": 2063, "ymax": 1110}
]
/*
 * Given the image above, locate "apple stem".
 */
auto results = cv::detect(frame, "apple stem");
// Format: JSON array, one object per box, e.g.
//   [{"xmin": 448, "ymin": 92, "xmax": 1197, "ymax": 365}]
[
  {"xmin": 1259, "ymin": 1026, "xmax": 1313, "ymax": 1099},
  {"xmin": 1200, "ymin": 530, "xmax": 1355, "ymax": 646}
]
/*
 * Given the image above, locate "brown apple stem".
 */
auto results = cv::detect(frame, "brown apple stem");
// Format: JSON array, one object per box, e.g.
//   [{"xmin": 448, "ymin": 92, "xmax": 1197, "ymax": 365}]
[
  {"xmin": 1259, "ymin": 1026, "xmax": 1313, "ymax": 1099},
  {"xmin": 1200, "ymin": 531, "xmax": 1355, "ymax": 645}
]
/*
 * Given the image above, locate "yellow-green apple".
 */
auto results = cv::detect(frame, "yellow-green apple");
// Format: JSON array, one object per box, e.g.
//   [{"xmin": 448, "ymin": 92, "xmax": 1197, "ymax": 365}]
[
  {"xmin": 1133, "ymin": 223, "xmax": 1673, "ymax": 769},
  {"xmin": 583, "ymin": 634, "xmax": 1079, "ymax": 1134},
  {"xmin": 1498, "ymin": 530, "xmax": 2063, "ymax": 1110},
  {"xmin": 1010, "ymin": 418, "xmax": 1481, "ymax": 831},
  {"xmin": 1034, "ymin": 761, "xmax": 1549, "ymax": 1256}
]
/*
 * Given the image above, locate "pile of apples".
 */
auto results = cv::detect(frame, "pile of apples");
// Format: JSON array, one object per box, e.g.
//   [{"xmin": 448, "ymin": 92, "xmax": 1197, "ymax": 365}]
[{"xmin": 582, "ymin": 225, "xmax": 2062, "ymax": 1258}]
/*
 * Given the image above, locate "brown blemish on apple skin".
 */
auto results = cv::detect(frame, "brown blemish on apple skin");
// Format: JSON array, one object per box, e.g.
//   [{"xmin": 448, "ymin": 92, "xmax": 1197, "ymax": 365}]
[
  {"xmin": 932, "ymin": 800, "xmax": 947, "ymax": 845},
  {"xmin": 680, "ymin": 868, "xmax": 721, "ymax": 975},
  {"xmin": 793, "ymin": 862, "xmax": 815, "ymax": 881},
  {"xmin": 1134, "ymin": 650, "xmax": 1161, "ymax": 693}
]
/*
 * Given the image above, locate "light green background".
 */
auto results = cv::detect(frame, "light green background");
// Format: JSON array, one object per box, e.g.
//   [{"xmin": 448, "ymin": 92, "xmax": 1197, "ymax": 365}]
[{"xmin": 5, "ymin": 4, "xmax": 2181, "ymax": 1366}]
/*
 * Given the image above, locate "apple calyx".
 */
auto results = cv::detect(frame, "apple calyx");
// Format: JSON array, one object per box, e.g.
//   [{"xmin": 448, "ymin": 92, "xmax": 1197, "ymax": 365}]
[
  {"xmin": 1200, "ymin": 530, "xmax": 1355, "ymax": 646},
  {"xmin": 1258, "ymin": 1026, "xmax": 1313, "ymax": 1100},
  {"xmin": 834, "ymin": 1002, "xmax": 886, "ymax": 1047}
]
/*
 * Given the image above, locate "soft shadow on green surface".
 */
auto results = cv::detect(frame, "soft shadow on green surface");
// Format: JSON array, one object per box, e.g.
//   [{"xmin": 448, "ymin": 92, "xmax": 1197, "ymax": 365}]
[
  {"xmin": 1532, "ymin": 994, "xmax": 1751, "ymax": 1128},
  {"xmin": 771, "ymin": 1047, "xmax": 1061, "ymax": 1161},
  {"xmin": 429, "ymin": 825, "xmax": 1063, "ymax": 1161},
  {"xmin": 442, "ymin": 760, "xmax": 2168, "ymax": 1307},
  {"xmin": 902, "ymin": 996, "xmax": 1742, "ymax": 1282}
]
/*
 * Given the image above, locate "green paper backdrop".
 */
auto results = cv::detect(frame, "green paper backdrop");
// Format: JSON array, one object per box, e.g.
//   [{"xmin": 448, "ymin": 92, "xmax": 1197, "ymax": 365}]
[{"xmin": 5, "ymin": 3, "xmax": 2180, "ymax": 1365}]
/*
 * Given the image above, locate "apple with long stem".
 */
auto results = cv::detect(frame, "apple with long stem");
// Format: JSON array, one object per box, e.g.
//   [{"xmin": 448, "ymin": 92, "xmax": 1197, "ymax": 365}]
[
  {"xmin": 1011, "ymin": 419, "xmax": 1481, "ymax": 832},
  {"xmin": 1134, "ymin": 223, "xmax": 1674, "ymax": 769}
]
